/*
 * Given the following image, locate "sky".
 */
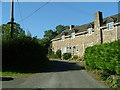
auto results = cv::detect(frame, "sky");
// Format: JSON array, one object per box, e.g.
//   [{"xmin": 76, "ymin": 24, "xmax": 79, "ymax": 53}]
[{"xmin": 1, "ymin": 1, "xmax": 119, "ymax": 39}]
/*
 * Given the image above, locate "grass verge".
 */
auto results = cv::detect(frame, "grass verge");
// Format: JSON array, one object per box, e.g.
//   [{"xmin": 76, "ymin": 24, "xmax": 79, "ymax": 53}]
[{"xmin": 0, "ymin": 72, "xmax": 35, "ymax": 77}]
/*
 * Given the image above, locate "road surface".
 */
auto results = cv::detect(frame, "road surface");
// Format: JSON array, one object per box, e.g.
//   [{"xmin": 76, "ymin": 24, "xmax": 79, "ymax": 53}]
[{"xmin": 2, "ymin": 60, "xmax": 108, "ymax": 88}]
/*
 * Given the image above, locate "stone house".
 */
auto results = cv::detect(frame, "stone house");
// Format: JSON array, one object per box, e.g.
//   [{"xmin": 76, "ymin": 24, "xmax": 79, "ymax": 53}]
[{"xmin": 51, "ymin": 11, "xmax": 120, "ymax": 57}]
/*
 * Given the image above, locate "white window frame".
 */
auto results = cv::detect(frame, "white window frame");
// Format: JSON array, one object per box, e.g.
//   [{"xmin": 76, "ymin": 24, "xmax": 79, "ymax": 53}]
[
  {"xmin": 61, "ymin": 35, "xmax": 65, "ymax": 40},
  {"xmin": 61, "ymin": 47, "xmax": 67, "ymax": 54},
  {"xmin": 71, "ymin": 32, "xmax": 75, "ymax": 39},
  {"xmin": 87, "ymin": 28, "xmax": 92, "ymax": 35},
  {"xmin": 71, "ymin": 46, "xmax": 74, "ymax": 56},
  {"xmin": 76, "ymin": 46, "xmax": 79, "ymax": 52},
  {"xmin": 107, "ymin": 22, "xmax": 114, "ymax": 31},
  {"xmin": 87, "ymin": 44, "xmax": 93, "ymax": 47}
]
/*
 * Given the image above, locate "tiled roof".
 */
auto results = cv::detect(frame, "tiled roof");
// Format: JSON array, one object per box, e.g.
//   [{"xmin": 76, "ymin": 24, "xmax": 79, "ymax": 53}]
[
  {"xmin": 102, "ymin": 13, "xmax": 120, "ymax": 26},
  {"xmin": 52, "ymin": 13, "xmax": 120, "ymax": 40}
]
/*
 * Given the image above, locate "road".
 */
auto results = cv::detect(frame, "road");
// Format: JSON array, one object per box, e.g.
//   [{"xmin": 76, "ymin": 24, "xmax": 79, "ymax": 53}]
[{"xmin": 2, "ymin": 60, "xmax": 108, "ymax": 88}]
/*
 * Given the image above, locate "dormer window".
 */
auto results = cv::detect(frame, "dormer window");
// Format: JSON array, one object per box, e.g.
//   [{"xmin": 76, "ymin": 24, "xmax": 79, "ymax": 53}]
[
  {"xmin": 71, "ymin": 32, "xmax": 75, "ymax": 39},
  {"xmin": 61, "ymin": 35, "xmax": 65, "ymax": 40},
  {"xmin": 107, "ymin": 22, "xmax": 114, "ymax": 30},
  {"xmin": 106, "ymin": 17, "xmax": 114, "ymax": 31},
  {"xmin": 87, "ymin": 28, "xmax": 92, "ymax": 35}
]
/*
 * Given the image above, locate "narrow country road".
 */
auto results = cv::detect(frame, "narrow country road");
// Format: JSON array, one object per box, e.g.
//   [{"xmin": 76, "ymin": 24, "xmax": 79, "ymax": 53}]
[{"xmin": 2, "ymin": 60, "xmax": 108, "ymax": 88}]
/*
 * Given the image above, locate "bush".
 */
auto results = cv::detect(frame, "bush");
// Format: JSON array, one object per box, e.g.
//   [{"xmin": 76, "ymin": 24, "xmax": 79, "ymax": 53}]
[
  {"xmin": 63, "ymin": 53, "xmax": 71, "ymax": 60},
  {"xmin": 56, "ymin": 49, "xmax": 61, "ymax": 59},
  {"xmin": 84, "ymin": 40, "xmax": 120, "ymax": 75},
  {"xmin": 78, "ymin": 58, "xmax": 84, "ymax": 61},
  {"xmin": 2, "ymin": 36, "xmax": 49, "ymax": 73},
  {"xmin": 48, "ymin": 53, "xmax": 58, "ymax": 59},
  {"xmin": 72, "ymin": 55, "xmax": 78, "ymax": 60},
  {"xmin": 106, "ymin": 75, "xmax": 120, "ymax": 89}
]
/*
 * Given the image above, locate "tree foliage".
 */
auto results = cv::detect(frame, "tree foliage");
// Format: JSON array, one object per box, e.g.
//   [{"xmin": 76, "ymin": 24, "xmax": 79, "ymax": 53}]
[
  {"xmin": 43, "ymin": 25, "xmax": 69, "ymax": 56},
  {"xmin": 1, "ymin": 23, "xmax": 25, "ymax": 40},
  {"xmin": 2, "ymin": 23, "xmax": 49, "ymax": 72}
]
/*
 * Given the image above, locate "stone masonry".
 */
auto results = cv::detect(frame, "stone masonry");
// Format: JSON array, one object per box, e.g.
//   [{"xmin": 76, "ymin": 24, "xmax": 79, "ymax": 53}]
[{"xmin": 52, "ymin": 11, "xmax": 120, "ymax": 58}]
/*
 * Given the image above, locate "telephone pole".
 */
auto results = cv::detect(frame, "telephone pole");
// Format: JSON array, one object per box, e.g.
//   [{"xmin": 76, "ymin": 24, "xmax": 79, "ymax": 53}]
[
  {"xmin": 8, "ymin": 0, "xmax": 14, "ymax": 38},
  {"xmin": 10, "ymin": 0, "xmax": 14, "ymax": 38}
]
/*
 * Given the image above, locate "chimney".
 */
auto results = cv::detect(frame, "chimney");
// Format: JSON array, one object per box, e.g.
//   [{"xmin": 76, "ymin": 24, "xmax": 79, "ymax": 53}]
[
  {"xmin": 70, "ymin": 25, "xmax": 74, "ymax": 30},
  {"xmin": 94, "ymin": 11, "xmax": 103, "ymax": 29},
  {"xmin": 94, "ymin": 11, "xmax": 103, "ymax": 44}
]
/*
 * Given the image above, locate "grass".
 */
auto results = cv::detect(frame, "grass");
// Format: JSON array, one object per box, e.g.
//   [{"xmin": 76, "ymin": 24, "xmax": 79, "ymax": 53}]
[{"xmin": 0, "ymin": 72, "xmax": 35, "ymax": 77}]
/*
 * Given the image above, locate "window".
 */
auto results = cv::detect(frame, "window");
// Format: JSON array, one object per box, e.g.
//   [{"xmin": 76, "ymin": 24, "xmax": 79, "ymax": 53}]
[
  {"xmin": 67, "ymin": 47, "xmax": 69, "ymax": 52},
  {"xmin": 76, "ymin": 46, "xmax": 79, "ymax": 51},
  {"xmin": 61, "ymin": 47, "xmax": 67, "ymax": 54},
  {"xmin": 71, "ymin": 32, "xmax": 75, "ymax": 38},
  {"xmin": 87, "ymin": 28, "xmax": 92, "ymax": 35},
  {"xmin": 61, "ymin": 35, "xmax": 65, "ymax": 40},
  {"xmin": 87, "ymin": 44, "xmax": 93, "ymax": 47},
  {"xmin": 71, "ymin": 46, "xmax": 74, "ymax": 56},
  {"xmin": 107, "ymin": 22, "xmax": 114, "ymax": 30}
]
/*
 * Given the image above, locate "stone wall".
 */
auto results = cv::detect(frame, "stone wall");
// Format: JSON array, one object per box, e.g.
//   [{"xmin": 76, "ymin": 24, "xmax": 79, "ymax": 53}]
[
  {"xmin": 52, "ymin": 12, "xmax": 120, "ymax": 58},
  {"xmin": 117, "ymin": 25, "xmax": 120, "ymax": 40},
  {"xmin": 102, "ymin": 27, "xmax": 117, "ymax": 43}
]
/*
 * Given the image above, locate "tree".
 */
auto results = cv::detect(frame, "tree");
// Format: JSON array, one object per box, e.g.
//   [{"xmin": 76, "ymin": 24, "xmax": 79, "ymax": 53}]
[
  {"xmin": 1, "ymin": 23, "xmax": 25, "ymax": 39},
  {"xmin": 55, "ymin": 25, "xmax": 65, "ymax": 34},
  {"xmin": 43, "ymin": 25, "xmax": 70, "ymax": 57},
  {"xmin": 44, "ymin": 30, "xmax": 56, "ymax": 40},
  {"xmin": 55, "ymin": 25, "xmax": 69, "ymax": 35}
]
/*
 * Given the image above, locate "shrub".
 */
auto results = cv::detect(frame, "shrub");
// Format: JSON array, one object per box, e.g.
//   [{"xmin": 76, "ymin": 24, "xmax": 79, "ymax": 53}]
[
  {"xmin": 2, "ymin": 36, "xmax": 49, "ymax": 73},
  {"xmin": 72, "ymin": 55, "xmax": 78, "ymax": 60},
  {"xmin": 106, "ymin": 75, "xmax": 120, "ymax": 89},
  {"xmin": 48, "ymin": 53, "xmax": 58, "ymax": 59},
  {"xmin": 78, "ymin": 57, "xmax": 84, "ymax": 61},
  {"xmin": 63, "ymin": 53, "xmax": 71, "ymax": 60},
  {"xmin": 84, "ymin": 40, "xmax": 120, "ymax": 75},
  {"xmin": 56, "ymin": 49, "xmax": 61, "ymax": 59}
]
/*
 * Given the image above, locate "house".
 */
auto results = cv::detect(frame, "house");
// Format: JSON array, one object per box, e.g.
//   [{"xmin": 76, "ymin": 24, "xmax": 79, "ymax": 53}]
[{"xmin": 51, "ymin": 11, "xmax": 120, "ymax": 57}]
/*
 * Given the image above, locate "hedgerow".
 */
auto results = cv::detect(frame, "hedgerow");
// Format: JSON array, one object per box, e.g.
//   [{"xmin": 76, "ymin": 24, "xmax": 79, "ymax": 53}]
[
  {"xmin": 84, "ymin": 40, "xmax": 120, "ymax": 75},
  {"xmin": 84, "ymin": 40, "xmax": 120, "ymax": 89},
  {"xmin": 2, "ymin": 36, "xmax": 49, "ymax": 73}
]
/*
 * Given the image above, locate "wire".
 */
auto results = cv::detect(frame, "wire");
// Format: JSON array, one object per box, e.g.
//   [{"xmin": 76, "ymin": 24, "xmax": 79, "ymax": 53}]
[
  {"xmin": 19, "ymin": 0, "xmax": 51, "ymax": 22},
  {"xmin": 56, "ymin": 3, "xmax": 93, "ymax": 19},
  {"xmin": 17, "ymin": 0, "xmax": 25, "ymax": 29}
]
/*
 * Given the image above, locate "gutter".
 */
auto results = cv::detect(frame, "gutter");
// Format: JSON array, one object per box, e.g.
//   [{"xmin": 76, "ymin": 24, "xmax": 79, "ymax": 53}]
[{"xmin": 100, "ymin": 22, "xmax": 120, "ymax": 29}]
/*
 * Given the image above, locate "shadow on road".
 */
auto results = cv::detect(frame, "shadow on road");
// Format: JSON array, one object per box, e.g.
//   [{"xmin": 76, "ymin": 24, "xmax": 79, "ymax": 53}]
[
  {"xmin": 0, "ymin": 77, "xmax": 14, "ymax": 81},
  {"xmin": 42, "ymin": 60, "xmax": 85, "ymax": 73}
]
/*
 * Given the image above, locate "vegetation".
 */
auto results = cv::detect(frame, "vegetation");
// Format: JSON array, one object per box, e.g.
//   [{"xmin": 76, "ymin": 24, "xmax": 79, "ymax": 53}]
[
  {"xmin": 2, "ymin": 23, "xmax": 49, "ymax": 73},
  {"xmin": 1, "ymin": 23, "xmax": 70, "ymax": 73},
  {"xmin": 84, "ymin": 40, "xmax": 120, "ymax": 89},
  {"xmin": 56, "ymin": 49, "xmax": 62, "ymax": 59},
  {"xmin": 1, "ymin": 72, "xmax": 34, "ymax": 77},
  {"xmin": 43, "ymin": 25, "xmax": 70, "ymax": 57},
  {"xmin": 48, "ymin": 49, "xmax": 62, "ymax": 59},
  {"xmin": 72, "ymin": 55, "xmax": 78, "ymax": 60},
  {"xmin": 63, "ymin": 53, "xmax": 71, "ymax": 60}
]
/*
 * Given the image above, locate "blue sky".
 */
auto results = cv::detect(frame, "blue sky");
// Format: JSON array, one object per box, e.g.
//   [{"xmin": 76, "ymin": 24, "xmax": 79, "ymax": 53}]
[{"xmin": 2, "ymin": 2, "xmax": 119, "ymax": 39}]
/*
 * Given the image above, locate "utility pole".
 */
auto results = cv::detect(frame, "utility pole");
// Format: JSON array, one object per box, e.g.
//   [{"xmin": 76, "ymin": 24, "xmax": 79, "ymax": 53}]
[
  {"xmin": 10, "ymin": 0, "xmax": 14, "ymax": 38},
  {"xmin": 8, "ymin": 0, "xmax": 14, "ymax": 38}
]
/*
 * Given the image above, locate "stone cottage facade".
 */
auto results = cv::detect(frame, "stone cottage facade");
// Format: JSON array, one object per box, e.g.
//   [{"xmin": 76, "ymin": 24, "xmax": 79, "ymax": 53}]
[{"xmin": 51, "ymin": 11, "xmax": 120, "ymax": 57}]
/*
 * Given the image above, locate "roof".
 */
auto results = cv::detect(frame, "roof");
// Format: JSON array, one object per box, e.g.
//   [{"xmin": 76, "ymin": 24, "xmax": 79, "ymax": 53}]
[{"xmin": 52, "ymin": 13, "xmax": 120, "ymax": 40}]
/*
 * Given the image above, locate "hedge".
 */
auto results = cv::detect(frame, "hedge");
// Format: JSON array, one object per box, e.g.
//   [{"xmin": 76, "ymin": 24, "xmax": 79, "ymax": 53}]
[
  {"xmin": 2, "ymin": 36, "xmax": 49, "ymax": 73},
  {"xmin": 84, "ymin": 40, "xmax": 120, "ymax": 75}
]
